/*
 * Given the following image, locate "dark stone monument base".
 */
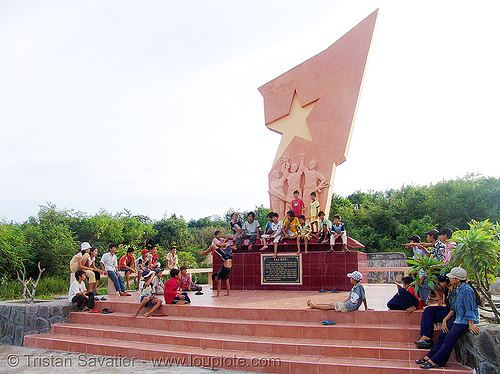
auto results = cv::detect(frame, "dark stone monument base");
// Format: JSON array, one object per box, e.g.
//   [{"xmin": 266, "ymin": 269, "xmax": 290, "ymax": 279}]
[
  {"xmin": 214, "ymin": 241, "xmax": 368, "ymax": 291},
  {"xmin": 0, "ymin": 299, "xmax": 72, "ymax": 346}
]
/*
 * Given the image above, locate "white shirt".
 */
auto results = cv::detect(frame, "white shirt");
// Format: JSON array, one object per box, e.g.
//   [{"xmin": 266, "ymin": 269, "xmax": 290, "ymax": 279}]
[
  {"xmin": 100, "ymin": 252, "xmax": 118, "ymax": 272},
  {"xmin": 68, "ymin": 280, "xmax": 86, "ymax": 301},
  {"xmin": 166, "ymin": 252, "xmax": 178, "ymax": 269}
]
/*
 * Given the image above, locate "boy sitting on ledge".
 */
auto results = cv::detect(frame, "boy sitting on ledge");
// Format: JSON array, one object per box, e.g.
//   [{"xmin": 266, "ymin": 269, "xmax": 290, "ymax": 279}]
[{"xmin": 307, "ymin": 271, "xmax": 373, "ymax": 312}]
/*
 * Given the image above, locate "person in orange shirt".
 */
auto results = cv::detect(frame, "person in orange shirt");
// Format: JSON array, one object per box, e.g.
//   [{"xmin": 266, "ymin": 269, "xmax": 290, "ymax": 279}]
[{"xmin": 119, "ymin": 247, "xmax": 136, "ymax": 290}]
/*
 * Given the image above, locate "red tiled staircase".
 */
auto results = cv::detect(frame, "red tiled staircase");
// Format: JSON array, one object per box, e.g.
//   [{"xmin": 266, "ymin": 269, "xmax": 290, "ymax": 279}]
[{"xmin": 24, "ymin": 300, "xmax": 473, "ymax": 373}]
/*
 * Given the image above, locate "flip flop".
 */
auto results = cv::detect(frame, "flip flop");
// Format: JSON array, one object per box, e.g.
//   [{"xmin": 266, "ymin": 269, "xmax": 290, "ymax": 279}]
[
  {"xmin": 331, "ymin": 289, "xmax": 339, "ymax": 293},
  {"xmin": 415, "ymin": 339, "xmax": 433, "ymax": 348},
  {"xmin": 322, "ymin": 319, "xmax": 336, "ymax": 325},
  {"xmin": 319, "ymin": 289, "xmax": 327, "ymax": 293},
  {"xmin": 152, "ymin": 313, "xmax": 168, "ymax": 317},
  {"xmin": 195, "ymin": 291, "xmax": 203, "ymax": 295},
  {"xmin": 415, "ymin": 358, "xmax": 427, "ymax": 365},
  {"xmin": 420, "ymin": 361, "xmax": 439, "ymax": 369},
  {"xmin": 101, "ymin": 308, "xmax": 113, "ymax": 314},
  {"xmin": 100, "ymin": 297, "xmax": 107, "ymax": 300},
  {"xmin": 89, "ymin": 309, "xmax": 102, "ymax": 313}
]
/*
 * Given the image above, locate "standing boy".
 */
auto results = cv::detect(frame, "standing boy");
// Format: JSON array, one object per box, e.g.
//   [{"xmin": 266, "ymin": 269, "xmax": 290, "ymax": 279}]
[
  {"xmin": 199, "ymin": 231, "xmax": 233, "ymax": 297},
  {"xmin": 291, "ymin": 190, "xmax": 305, "ymax": 218},
  {"xmin": 100, "ymin": 243, "xmax": 131, "ymax": 296},
  {"xmin": 310, "ymin": 192, "xmax": 320, "ymax": 233}
]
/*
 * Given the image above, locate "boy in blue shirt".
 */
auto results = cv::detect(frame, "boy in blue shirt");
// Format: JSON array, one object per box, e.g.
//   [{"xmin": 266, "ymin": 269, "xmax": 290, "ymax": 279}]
[
  {"xmin": 307, "ymin": 271, "xmax": 372, "ymax": 312},
  {"xmin": 328, "ymin": 214, "xmax": 348, "ymax": 252}
]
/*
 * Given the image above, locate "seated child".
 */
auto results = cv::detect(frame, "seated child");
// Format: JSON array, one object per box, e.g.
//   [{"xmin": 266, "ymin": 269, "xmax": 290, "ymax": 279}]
[
  {"xmin": 282, "ymin": 210, "xmax": 299, "ymax": 239},
  {"xmin": 118, "ymin": 247, "xmax": 137, "ymax": 290},
  {"xmin": 135, "ymin": 249, "xmax": 151, "ymax": 285},
  {"xmin": 132, "ymin": 269, "xmax": 162, "ymax": 317},
  {"xmin": 261, "ymin": 213, "xmax": 275, "ymax": 240},
  {"xmin": 329, "ymin": 214, "xmax": 348, "ymax": 252},
  {"xmin": 296, "ymin": 215, "xmax": 311, "ymax": 254},
  {"xmin": 163, "ymin": 268, "xmax": 191, "ymax": 304},
  {"xmin": 387, "ymin": 276, "xmax": 423, "ymax": 312},
  {"xmin": 180, "ymin": 265, "xmax": 203, "ymax": 294},
  {"xmin": 312, "ymin": 211, "xmax": 331, "ymax": 243},
  {"xmin": 68, "ymin": 270, "xmax": 95, "ymax": 311},
  {"xmin": 151, "ymin": 268, "xmax": 165, "ymax": 295},
  {"xmin": 307, "ymin": 271, "xmax": 372, "ymax": 312}
]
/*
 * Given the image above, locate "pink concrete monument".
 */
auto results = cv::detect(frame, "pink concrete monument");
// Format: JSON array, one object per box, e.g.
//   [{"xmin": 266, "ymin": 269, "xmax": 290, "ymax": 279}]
[{"xmin": 260, "ymin": 10, "xmax": 378, "ymax": 220}]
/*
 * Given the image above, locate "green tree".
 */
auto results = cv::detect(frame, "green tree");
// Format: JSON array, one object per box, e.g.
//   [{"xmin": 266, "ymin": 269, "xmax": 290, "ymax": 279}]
[{"xmin": 451, "ymin": 220, "xmax": 500, "ymax": 321}]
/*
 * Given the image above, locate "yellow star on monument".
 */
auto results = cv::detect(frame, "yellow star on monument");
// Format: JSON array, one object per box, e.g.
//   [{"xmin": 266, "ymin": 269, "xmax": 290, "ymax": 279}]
[{"xmin": 267, "ymin": 92, "xmax": 316, "ymax": 166}]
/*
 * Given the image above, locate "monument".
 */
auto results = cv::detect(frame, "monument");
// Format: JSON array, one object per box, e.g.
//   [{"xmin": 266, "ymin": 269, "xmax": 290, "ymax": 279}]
[{"xmin": 260, "ymin": 9, "xmax": 378, "ymax": 220}]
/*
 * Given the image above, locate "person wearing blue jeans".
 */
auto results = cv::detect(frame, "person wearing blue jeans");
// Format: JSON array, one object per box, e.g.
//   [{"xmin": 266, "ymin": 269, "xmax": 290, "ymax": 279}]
[
  {"xmin": 100, "ymin": 243, "xmax": 131, "ymax": 297},
  {"xmin": 415, "ymin": 267, "xmax": 480, "ymax": 370},
  {"xmin": 415, "ymin": 274, "xmax": 457, "ymax": 349}
]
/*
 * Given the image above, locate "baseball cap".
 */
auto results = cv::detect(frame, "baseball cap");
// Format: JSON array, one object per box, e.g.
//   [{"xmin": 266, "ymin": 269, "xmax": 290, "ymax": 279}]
[
  {"xmin": 142, "ymin": 269, "xmax": 154, "ymax": 278},
  {"xmin": 81, "ymin": 242, "xmax": 91, "ymax": 251},
  {"xmin": 141, "ymin": 249, "xmax": 149, "ymax": 255},
  {"xmin": 407, "ymin": 235, "xmax": 421, "ymax": 243},
  {"xmin": 347, "ymin": 271, "xmax": 363, "ymax": 282},
  {"xmin": 447, "ymin": 267, "xmax": 467, "ymax": 281}
]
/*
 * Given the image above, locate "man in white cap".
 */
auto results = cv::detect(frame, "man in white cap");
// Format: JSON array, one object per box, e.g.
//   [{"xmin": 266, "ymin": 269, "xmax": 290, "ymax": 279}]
[
  {"xmin": 69, "ymin": 242, "xmax": 97, "ymax": 291},
  {"xmin": 416, "ymin": 267, "xmax": 480, "ymax": 369},
  {"xmin": 307, "ymin": 271, "xmax": 372, "ymax": 312}
]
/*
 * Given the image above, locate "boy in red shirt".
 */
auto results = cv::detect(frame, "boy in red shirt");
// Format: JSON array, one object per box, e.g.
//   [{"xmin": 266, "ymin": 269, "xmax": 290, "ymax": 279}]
[
  {"xmin": 291, "ymin": 190, "xmax": 305, "ymax": 218},
  {"xmin": 387, "ymin": 276, "xmax": 423, "ymax": 312},
  {"xmin": 118, "ymin": 247, "xmax": 136, "ymax": 290},
  {"xmin": 163, "ymin": 268, "xmax": 190, "ymax": 304}
]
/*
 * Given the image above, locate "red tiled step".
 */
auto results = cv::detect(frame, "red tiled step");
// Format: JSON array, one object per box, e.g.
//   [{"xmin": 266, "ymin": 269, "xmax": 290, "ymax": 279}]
[
  {"xmin": 50, "ymin": 322, "xmax": 426, "ymax": 360},
  {"xmin": 94, "ymin": 301, "xmax": 423, "ymax": 326},
  {"xmin": 23, "ymin": 333, "xmax": 473, "ymax": 374},
  {"xmin": 69, "ymin": 312, "xmax": 422, "ymax": 342}
]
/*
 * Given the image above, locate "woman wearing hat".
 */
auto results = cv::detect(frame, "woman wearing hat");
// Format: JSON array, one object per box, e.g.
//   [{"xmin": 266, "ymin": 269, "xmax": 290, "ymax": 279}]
[{"xmin": 415, "ymin": 267, "xmax": 480, "ymax": 369}]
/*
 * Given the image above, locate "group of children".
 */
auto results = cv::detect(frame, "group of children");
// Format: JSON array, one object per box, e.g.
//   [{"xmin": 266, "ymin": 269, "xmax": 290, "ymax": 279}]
[{"xmin": 226, "ymin": 194, "xmax": 349, "ymax": 258}]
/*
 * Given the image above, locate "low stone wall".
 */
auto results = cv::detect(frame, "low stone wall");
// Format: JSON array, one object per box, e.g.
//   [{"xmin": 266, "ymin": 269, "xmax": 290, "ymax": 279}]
[
  {"xmin": 0, "ymin": 299, "xmax": 72, "ymax": 346},
  {"xmin": 455, "ymin": 325, "xmax": 500, "ymax": 374},
  {"xmin": 367, "ymin": 252, "xmax": 408, "ymax": 284}
]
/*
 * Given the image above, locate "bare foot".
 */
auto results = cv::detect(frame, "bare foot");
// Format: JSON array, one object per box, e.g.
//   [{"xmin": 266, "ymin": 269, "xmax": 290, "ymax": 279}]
[
  {"xmin": 306, "ymin": 300, "xmax": 313, "ymax": 307},
  {"xmin": 273, "ymin": 254, "xmax": 277, "ymax": 259},
  {"xmin": 211, "ymin": 295, "xmax": 219, "ymax": 298},
  {"xmin": 305, "ymin": 251, "xmax": 309, "ymax": 254},
  {"xmin": 260, "ymin": 246, "xmax": 268, "ymax": 251},
  {"xmin": 248, "ymin": 244, "xmax": 253, "ymax": 251},
  {"xmin": 224, "ymin": 294, "xmax": 230, "ymax": 296},
  {"xmin": 132, "ymin": 313, "xmax": 138, "ymax": 318},
  {"xmin": 231, "ymin": 246, "xmax": 237, "ymax": 251},
  {"xmin": 144, "ymin": 312, "xmax": 151, "ymax": 317},
  {"xmin": 296, "ymin": 251, "xmax": 300, "ymax": 255}
]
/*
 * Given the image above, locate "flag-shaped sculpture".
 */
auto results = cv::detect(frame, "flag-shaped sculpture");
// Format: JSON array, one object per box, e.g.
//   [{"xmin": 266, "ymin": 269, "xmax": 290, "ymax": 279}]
[{"xmin": 259, "ymin": 10, "xmax": 378, "ymax": 220}]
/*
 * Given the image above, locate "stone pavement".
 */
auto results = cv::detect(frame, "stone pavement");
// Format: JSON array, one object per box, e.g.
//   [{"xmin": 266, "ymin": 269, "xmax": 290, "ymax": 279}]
[{"xmin": 0, "ymin": 345, "xmax": 240, "ymax": 374}]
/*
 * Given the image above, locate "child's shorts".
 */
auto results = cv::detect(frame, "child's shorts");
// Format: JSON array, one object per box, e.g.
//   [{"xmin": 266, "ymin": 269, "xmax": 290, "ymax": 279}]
[
  {"xmin": 334, "ymin": 301, "xmax": 348, "ymax": 313},
  {"xmin": 217, "ymin": 266, "xmax": 232, "ymax": 281},
  {"xmin": 140, "ymin": 295, "xmax": 155, "ymax": 307}
]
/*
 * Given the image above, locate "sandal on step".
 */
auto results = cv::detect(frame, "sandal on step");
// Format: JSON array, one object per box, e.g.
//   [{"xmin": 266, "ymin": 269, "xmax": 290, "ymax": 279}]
[
  {"xmin": 420, "ymin": 361, "xmax": 439, "ymax": 369},
  {"xmin": 415, "ymin": 339, "xmax": 433, "ymax": 348},
  {"xmin": 89, "ymin": 309, "xmax": 102, "ymax": 313},
  {"xmin": 415, "ymin": 358, "xmax": 427, "ymax": 365},
  {"xmin": 101, "ymin": 308, "xmax": 113, "ymax": 314},
  {"xmin": 152, "ymin": 313, "xmax": 168, "ymax": 317},
  {"xmin": 322, "ymin": 319, "xmax": 336, "ymax": 325}
]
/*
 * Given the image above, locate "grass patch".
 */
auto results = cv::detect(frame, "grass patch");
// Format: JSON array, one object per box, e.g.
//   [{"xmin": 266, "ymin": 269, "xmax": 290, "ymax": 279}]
[{"xmin": 0, "ymin": 275, "xmax": 68, "ymax": 301}]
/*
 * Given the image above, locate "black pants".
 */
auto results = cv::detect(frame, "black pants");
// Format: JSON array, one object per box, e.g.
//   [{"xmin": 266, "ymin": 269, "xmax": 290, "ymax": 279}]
[
  {"xmin": 72, "ymin": 292, "xmax": 95, "ymax": 310},
  {"xmin": 387, "ymin": 288, "xmax": 419, "ymax": 310},
  {"xmin": 93, "ymin": 270, "xmax": 101, "ymax": 281},
  {"xmin": 235, "ymin": 234, "xmax": 257, "ymax": 250}
]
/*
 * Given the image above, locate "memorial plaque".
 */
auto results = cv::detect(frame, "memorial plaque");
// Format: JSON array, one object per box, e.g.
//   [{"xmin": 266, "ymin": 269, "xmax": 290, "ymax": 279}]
[{"xmin": 261, "ymin": 254, "xmax": 302, "ymax": 285}]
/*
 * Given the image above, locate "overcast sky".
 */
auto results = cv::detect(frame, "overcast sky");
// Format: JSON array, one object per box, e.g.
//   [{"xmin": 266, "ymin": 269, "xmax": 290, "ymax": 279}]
[{"xmin": 1, "ymin": 0, "xmax": 499, "ymax": 223}]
